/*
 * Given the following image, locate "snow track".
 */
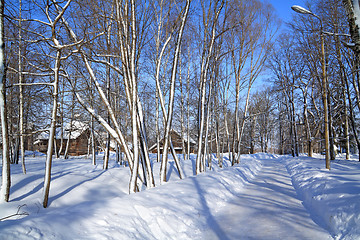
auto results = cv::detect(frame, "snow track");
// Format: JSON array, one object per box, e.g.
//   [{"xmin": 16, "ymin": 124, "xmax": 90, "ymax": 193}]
[
  {"xmin": 287, "ymin": 155, "xmax": 360, "ymax": 240},
  {"xmin": 3, "ymin": 153, "xmax": 359, "ymax": 239},
  {"xmin": 201, "ymin": 155, "xmax": 331, "ymax": 240}
]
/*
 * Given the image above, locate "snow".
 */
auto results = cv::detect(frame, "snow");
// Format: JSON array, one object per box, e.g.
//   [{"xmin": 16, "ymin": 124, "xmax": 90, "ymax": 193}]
[
  {"xmin": 62, "ymin": 120, "xmax": 89, "ymax": 140},
  {"xmin": 286, "ymin": 154, "xmax": 360, "ymax": 240},
  {"xmin": 0, "ymin": 152, "xmax": 359, "ymax": 239},
  {"xmin": 35, "ymin": 121, "xmax": 89, "ymax": 141},
  {"xmin": 201, "ymin": 154, "xmax": 330, "ymax": 240}
]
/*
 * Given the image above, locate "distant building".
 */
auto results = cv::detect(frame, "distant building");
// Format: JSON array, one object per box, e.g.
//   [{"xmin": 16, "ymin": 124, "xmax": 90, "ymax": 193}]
[
  {"xmin": 34, "ymin": 121, "xmax": 94, "ymax": 156},
  {"xmin": 149, "ymin": 129, "xmax": 196, "ymax": 154}
]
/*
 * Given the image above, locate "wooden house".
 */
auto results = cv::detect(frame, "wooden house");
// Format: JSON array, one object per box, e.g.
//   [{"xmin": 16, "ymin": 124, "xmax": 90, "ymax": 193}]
[
  {"xmin": 34, "ymin": 121, "xmax": 94, "ymax": 156},
  {"xmin": 149, "ymin": 129, "xmax": 196, "ymax": 154}
]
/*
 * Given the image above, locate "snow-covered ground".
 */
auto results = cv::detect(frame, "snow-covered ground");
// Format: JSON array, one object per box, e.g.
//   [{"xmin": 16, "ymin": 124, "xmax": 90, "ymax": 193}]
[
  {"xmin": 0, "ymin": 152, "xmax": 359, "ymax": 239},
  {"xmin": 287, "ymin": 154, "xmax": 360, "ymax": 240}
]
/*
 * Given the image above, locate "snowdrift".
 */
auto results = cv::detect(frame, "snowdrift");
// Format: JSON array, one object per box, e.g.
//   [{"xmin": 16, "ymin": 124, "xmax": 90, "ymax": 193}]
[
  {"xmin": 0, "ymin": 153, "xmax": 262, "ymax": 239},
  {"xmin": 286, "ymin": 155, "xmax": 360, "ymax": 240}
]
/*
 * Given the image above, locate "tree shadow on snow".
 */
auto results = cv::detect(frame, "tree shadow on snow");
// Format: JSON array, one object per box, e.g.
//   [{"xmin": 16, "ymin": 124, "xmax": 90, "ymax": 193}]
[
  {"xmin": 167, "ymin": 160, "xmax": 183, "ymax": 181},
  {"xmin": 191, "ymin": 177, "xmax": 231, "ymax": 240},
  {"xmin": 48, "ymin": 169, "xmax": 108, "ymax": 207},
  {"xmin": 11, "ymin": 171, "xmax": 73, "ymax": 202},
  {"xmin": 226, "ymin": 165, "xmax": 331, "ymax": 237}
]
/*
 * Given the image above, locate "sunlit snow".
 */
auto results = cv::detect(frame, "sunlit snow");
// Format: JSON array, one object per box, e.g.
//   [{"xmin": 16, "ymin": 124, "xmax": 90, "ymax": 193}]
[{"xmin": 0, "ymin": 152, "xmax": 359, "ymax": 239}]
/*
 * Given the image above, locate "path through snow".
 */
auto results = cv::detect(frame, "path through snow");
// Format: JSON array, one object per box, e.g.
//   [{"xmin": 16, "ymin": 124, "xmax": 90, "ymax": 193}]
[
  {"xmin": 1, "ymin": 153, "xmax": 346, "ymax": 239},
  {"xmin": 202, "ymin": 155, "xmax": 331, "ymax": 240}
]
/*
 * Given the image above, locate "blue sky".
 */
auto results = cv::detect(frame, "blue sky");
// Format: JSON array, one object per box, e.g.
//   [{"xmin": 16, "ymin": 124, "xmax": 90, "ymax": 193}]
[
  {"xmin": 268, "ymin": 0, "xmax": 307, "ymax": 24},
  {"xmin": 252, "ymin": 0, "xmax": 307, "ymax": 89}
]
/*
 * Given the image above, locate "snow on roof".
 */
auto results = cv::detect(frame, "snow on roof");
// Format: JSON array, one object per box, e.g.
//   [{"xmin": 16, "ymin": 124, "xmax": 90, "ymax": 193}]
[
  {"xmin": 170, "ymin": 129, "xmax": 196, "ymax": 144},
  {"xmin": 36, "ymin": 129, "xmax": 51, "ymax": 140},
  {"xmin": 63, "ymin": 121, "xmax": 89, "ymax": 140},
  {"xmin": 35, "ymin": 121, "xmax": 89, "ymax": 141},
  {"xmin": 148, "ymin": 129, "xmax": 196, "ymax": 151}
]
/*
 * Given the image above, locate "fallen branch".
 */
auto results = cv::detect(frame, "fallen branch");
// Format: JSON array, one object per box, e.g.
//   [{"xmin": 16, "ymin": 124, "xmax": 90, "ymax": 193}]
[{"xmin": 0, "ymin": 204, "xmax": 29, "ymax": 221}]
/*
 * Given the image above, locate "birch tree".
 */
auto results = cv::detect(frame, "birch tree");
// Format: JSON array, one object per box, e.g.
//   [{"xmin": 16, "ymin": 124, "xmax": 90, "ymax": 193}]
[
  {"xmin": 17, "ymin": 0, "xmax": 26, "ymax": 174},
  {"xmin": 41, "ymin": 0, "xmax": 80, "ymax": 208},
  {"xmin": 0, "ymin": 0, "xmax": 11, "ymax": 202},
  {"xmin": 228, "ymin": 0, "xmax": 279, "ymax": 164},
  {"xmin": 59, "ymin": 0, "xmax": 156, "ymax": 192},
  {"xmin": 159, "ymin": 0, "xmax": 190, "ymax": 183},
  {"xmin": 195, "ymin": 0, "xmax": 224, "ymax": 174},
  {"xmin": 145, "ymin": 0, "xmax": 191, "ymax": 182},
  {"xmin": 341, "ymin": 0, "xmax": 360, "ymax": 159},
  {"xmin": 343, "ymin": 0, "xmax": 360, "ymax": 56}
]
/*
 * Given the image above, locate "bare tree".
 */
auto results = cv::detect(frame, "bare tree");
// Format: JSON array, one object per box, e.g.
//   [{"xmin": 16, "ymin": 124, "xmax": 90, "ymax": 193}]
[
  {"xmin": 228, "ymin": 0, "xmax": 279, "ymax": 164},
  {"xmin": 0, "ymin": 0, "xmax": 11, "ymax": 202},
  {"xmin": 343, "ymin": 0, "xmax": 360, "ymax": 56},
  {"xmin": 195, "ymin": 0, "xmax": 224, "ymax": 174},
  {"xmin": 159, "ymin": 0, "xmax": 190, "ymax": 183}
]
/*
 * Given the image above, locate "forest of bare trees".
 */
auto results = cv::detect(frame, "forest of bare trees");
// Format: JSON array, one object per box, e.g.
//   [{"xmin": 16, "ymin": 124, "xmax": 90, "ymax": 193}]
[
  {"xmin": 270, "ymin": 0, "xmax": 360, "ymax": 165},
  {"xmin": 0, "ymin": 0, "xmax": 360, "ymax": 207}
]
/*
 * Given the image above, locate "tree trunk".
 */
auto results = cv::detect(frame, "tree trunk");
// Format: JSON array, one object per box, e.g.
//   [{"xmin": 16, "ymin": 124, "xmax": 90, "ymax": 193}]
[
  {"xmin": 250, "ymin": 116, "xmax": 256, "ymax": 154},
  {"xmin": 279, "ymin": 106, "xmax": 283, "ymax": 155},
  {"xmin": 196, "ymin": 0, "xmax": 223, "ymax": 173},
  {"xmin": 13, "ymin": 138, "xmax": 20, "ymax": 165},
  {"xmin": 18, "ymin": 0, "xmax": 26, "ymax": 174},
  {"xmin": 63, "ymin": 126, "xmax": 71, "ymax": 159},
  {"xmin": 186, "ymin": 46, "xmax": 191, "ymax": 161},
  {"xmin": 53, "ymin": 138, "xmax": 59, "ymax": 159},
  {"xmin": 62, "ymin": 10, "xmax": 135, "ymax": 170},
  {"xmin": 136, "ymin": 102, "xmax": 154, "ymax": 188},
  {"xmin": 155, "ymin": 85, "xmax": 160, "ymax": 163},
  {"xmin": 347, "ymin": 58, "xmax": 360, "ymax": 161},
  {"xmin": 327, "ymin": 89, "xmax": 336, "ymax": 160},
  {"xmin": 236, "ymin": 83, "xmax": 253, "ymax": 163},
  {"xmin": 179, "ymin": 59, "xmax": 186, "ymax": 162},
  {"xmin": 43, "ymin": 50, "xmax": 61, "ymax": 208},
  {"xmin": 334, "ymin": 31, "xmax": 350, "ymax": 159},
  {"xmin": 103, "ymin": 53, "xmax": 111, "ymax": 170},
  {"xmin": 128, "ymin": 0, "xmax": 140, "ymax": 193},
  {"xmin": 342, "ymin": 0, "xmax": 360, "ymax": 56},
  {"xmin": 0, "ymin": 0, "xmax": 10, "ymax": 201},
  {"xmin": 160, "ymin": 0, "xmax": 190, "ymax": 183}
]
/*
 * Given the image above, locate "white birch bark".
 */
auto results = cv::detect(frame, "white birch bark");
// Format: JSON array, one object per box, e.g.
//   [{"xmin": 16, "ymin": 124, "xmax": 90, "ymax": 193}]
[
  {"xmin": 42, "ymin": 49, "xmax": 61, "ymax": 208},
  {"xmin": 196, "ymin": 0, "xmax": 223, "ymax": 174},
  {"xmin": 136, "ymin": 99, "xmax": 155, "ymax": 188},
  {"xmin": 103, "ymin": 24, "xmax": 112, "ymax": 170},
  {"xmin": 58, "ymin": 91, "xmax": 64, "ymax": 157},
  {"xmin": 63, "ymin": 91, "xmax": 76, "ymax": 159},
  {"xmin": 43, "ymin": 0, "xmax": 74, "ymax": 208},
  {"xmin": 180, "ymin": 64, "xmax": 187, "ymax": 161},
  {"xmin": 63, "ymin": 119, "xmax": 71, "ymax": 159},
  {"xmin": 153, "ymin": 34, "xmax": 184, "ymax": 179},
  {"xmin": 61, "ymin": 16, "xmax": 134, "ymax": 169},
  {"xmin": 155, "ymin": 84, "xmax": 160, "ymax": 163},
  {"xmin": 72, "ymin": 90, "xmax": 134, "ymax": 170},
  {"xmin": 113, "ymin": 0, "xmax": 155, "ymax": 191},
  {"xmin": 151, "ymin": 2, "xmax": 186, "ymax": 178},
  {"xmin": 90, "ymin": 115, "xmax": 96, "ymax": 165},
  {"xmin": 128, "ymin": 0, "xmax": 140, "ymax": 193},
  {"xmin": 343, "ymin": 0, "xmax": 360, "ymax": 49},
  {"xmin": 0, "ymin": 0, "xmax": 10, "ymax": 202},
  {"xmin": 202, "ymin": 71, "xmax": 214, "ymax": 171},
  {"xmin": 159, "ymin": 0, "xmax": 190, "ymax": 183},
  {"xmin": 154, "ymin": 0, "xmax": 167, "ymax": 164},
  {"xmin": 18, "ymin": 0, "xmax": 26, "ymax": 174},
  {"xmin": 186, "ymin": 46, "xmax": 191, "ymax": 161}
]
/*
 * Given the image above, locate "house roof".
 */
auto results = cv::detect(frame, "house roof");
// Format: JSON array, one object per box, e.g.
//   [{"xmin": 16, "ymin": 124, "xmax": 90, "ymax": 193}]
[
  {"xmin": 170, "ymin": 129, "xmax": 196, "ymax": 144},
  {"xmin": 63, "ymin": 121, "xmax": 89, "ymax": 140},
  {"xmin": 35, "ymin": 120, "xmax": 90, "ymax": 141},
  {"xmin": 148, "ymin": 129, "xmax": 196, "ymax": 151}
]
